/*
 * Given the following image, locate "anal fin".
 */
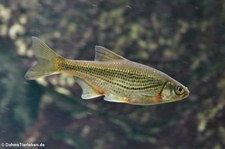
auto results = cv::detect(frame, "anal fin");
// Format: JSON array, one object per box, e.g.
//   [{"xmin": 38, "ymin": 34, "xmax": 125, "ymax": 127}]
[{"xmin": 75, "ymin": 78, "xmax": 103, "ymax": 99}]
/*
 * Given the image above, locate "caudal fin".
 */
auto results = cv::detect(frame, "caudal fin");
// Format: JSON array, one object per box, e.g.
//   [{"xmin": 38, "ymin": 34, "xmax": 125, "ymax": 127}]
[{"xmin": 25, "ymin": 37, "xmax": 61, "ymax": 80}]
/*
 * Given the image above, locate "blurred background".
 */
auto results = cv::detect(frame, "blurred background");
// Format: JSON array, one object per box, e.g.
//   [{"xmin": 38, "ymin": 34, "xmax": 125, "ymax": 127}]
[{"xmin": 0, "ymin": 0, "xmax": 225, "ymax": 149}]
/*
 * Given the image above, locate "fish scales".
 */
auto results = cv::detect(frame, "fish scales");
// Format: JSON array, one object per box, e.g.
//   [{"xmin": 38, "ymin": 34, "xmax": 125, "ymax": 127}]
[
  {"xmin": 25, "ymin": 37, "xmax": 189, "ymax": 105},
  {"xmin": 57, "ymin": 59, "xmax": 166, "ymax": 95}
]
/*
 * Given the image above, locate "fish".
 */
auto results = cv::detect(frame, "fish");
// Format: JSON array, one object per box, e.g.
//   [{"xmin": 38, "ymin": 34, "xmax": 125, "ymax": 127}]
[{"xmin": 25, "ymin": 37, "xmax": 189, "ymax": 105}]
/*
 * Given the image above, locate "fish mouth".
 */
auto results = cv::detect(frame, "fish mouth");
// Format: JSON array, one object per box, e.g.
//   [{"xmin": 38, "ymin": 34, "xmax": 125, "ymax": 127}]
[{"xmin": 182, "ymin": 87, "xmax": 190, "ymax": 99}]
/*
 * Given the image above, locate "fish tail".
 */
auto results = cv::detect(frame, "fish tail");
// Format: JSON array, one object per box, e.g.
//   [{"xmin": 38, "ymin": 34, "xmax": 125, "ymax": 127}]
[{"xmin": 25, "ymin": 37, "xmax": 63, "ymax": 80}]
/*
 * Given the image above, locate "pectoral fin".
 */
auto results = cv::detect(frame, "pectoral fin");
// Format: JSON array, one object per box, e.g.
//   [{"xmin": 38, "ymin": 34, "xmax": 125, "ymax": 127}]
[
  {"xmin": 104, "ymin": 94, "xmax": 131, "ymax": 103},
  {"xmin": 139, "ymin": 93, "xmax": 163, "ymax": 103},
  {"xmin": 75, "ymin": 78, "xmax": 103, "ymax": 99}
]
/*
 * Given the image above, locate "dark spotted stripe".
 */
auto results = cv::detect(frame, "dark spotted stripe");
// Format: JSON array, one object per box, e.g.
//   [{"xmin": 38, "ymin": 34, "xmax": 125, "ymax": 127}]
[{"xmin": 60, "ymin": 63, "xmax": 164, "ymax": 90}]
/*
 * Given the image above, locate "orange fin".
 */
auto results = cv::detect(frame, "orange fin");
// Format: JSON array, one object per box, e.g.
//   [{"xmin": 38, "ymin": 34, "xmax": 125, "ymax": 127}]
[
  {"xmin": 153, "ymin": 94, "xmax": 163, "ymax": 103},
  {"xmin": 75, "ymin": 78, "xmax": 103, "ymax": 99},
  {"xmin": 139, "ymin": 93, "xmax": 163, "ymax": 104}
]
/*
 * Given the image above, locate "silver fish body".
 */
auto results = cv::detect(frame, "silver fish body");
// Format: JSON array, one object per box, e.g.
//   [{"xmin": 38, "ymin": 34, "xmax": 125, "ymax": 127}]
[{"xmin": 25, "ymin": 37, "xmax": 189, "ymax": 105}]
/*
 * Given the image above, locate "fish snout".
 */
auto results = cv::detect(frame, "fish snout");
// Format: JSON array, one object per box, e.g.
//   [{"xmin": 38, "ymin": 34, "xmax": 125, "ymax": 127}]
[{"xmin": 182, "ymin": 87, "xmax": 190, "ymax": 99}]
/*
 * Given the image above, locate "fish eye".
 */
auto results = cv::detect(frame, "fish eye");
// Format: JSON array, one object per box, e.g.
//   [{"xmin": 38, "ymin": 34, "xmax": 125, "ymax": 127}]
[{"xmin": 175, "ymin": 85, "xmax": 184, "ymax": 95}]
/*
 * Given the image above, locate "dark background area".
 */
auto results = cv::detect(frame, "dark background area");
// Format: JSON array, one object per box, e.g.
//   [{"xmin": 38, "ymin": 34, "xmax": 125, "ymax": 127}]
[{"xmin": 0, "ymin": 0, "xmax": 225, "ymax": 149}]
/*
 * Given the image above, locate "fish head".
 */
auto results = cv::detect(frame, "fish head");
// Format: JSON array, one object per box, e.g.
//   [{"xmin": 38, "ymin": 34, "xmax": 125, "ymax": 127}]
[{"xmin": 161, "ymin": 80, "xmax": 189, "ymax": 102}]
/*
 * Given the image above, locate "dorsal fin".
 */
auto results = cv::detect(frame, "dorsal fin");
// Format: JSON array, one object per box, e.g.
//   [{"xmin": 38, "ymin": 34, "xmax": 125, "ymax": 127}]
[{"xmin": 94, "ymin": 46, "xmax": 127, "ymax": 61}]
